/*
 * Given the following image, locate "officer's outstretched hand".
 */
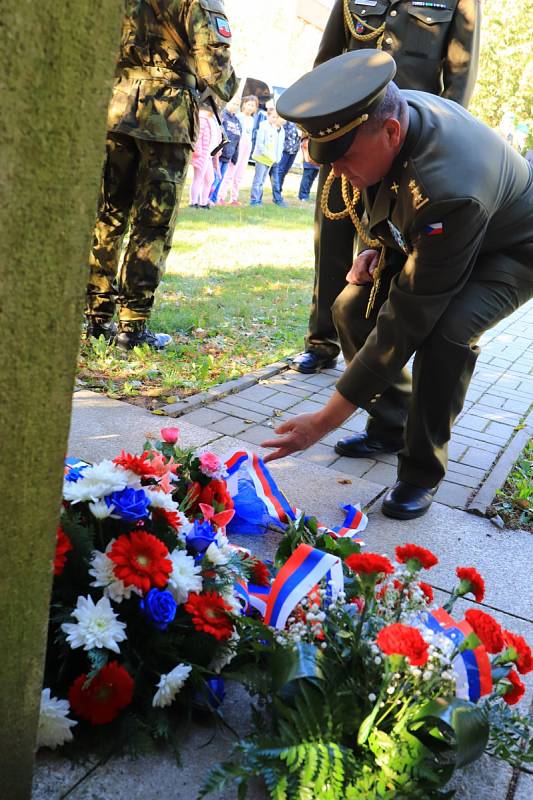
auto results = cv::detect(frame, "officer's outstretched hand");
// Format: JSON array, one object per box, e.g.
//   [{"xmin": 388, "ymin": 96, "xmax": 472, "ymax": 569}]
[
  {"xmin": 346, "ymin": 249, "xmax": 380, "ymax": 285},
  {"xmin": 261, "ymin": 413, "xmax": 322, "ymax": 463}
]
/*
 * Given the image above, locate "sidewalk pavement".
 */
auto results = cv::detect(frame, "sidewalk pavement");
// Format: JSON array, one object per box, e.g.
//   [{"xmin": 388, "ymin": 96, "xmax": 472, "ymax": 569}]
[{"xmin": 34, "ymin": 300, "xmax": 532, "ymax": 800}]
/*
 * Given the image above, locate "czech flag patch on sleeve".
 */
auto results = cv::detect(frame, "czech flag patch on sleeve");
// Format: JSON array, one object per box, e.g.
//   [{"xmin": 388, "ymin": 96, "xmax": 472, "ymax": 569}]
[
  {"xmin": 424, "ymin": 222, "xmax": 443, "ymax": 236},
  {"xmin": 215, "ymin": 16, "xmax": 232, "ymax": 38}
]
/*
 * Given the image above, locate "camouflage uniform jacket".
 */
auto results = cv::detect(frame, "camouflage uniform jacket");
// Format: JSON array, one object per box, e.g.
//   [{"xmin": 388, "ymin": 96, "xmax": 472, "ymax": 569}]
[
  {"xmin": 108, "ymin": 0, "xmax": 237, "ymax": 144},
  {"xmin": 316, "ymin": 0, "xmax": 480, "ymax": 107}
]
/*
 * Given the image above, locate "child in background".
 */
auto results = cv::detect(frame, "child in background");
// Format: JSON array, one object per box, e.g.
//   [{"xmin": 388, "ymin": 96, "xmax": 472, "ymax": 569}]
[
  {"xmin": 298, "ymin": 136, "xmax": 320, "ymax": 202},
  {"xmin": 209, "ymin": 97, "xmax": 242, "ymax": 205},
  {"xmin": 189, "ymin": 103, "xmax": 221, "ymax": 208},
  {"xmin": 271, "ymin": 121, "xmax": 301, "ymax": 207},
  {"xmin": 218, "ymin": 94, "xmax": 259, "ymax": 206},
  {"xmin": 249, "ymin": 108, "xmax": 285, "ymax": 207}
]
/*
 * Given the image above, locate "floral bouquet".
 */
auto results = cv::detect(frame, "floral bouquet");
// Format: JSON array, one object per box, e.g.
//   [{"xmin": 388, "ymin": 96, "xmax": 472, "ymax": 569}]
[
  {"xmin": 203, "ymin": 521, "xmax": 533, "ymax": 800},
  {"xmin": 38, "ymin": 428, "xmax": 261, "ymax": 754}
]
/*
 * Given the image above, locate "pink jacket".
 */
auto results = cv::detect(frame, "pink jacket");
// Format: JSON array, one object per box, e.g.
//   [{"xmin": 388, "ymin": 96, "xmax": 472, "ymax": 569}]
[{"xmin": 192, "ymin": 110, "xmax": 221, "ymax": 168}]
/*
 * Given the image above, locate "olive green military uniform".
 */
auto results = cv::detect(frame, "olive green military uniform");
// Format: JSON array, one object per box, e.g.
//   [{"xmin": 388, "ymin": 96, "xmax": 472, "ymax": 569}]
[
  {"xmin": 306, "ymin": 0, "xmax": 481, "ymax": 359},
  {"xmin": 86, "ymin": 0, "xmax": 237, "ymax": 328},
  {"xmin": 331, "ymin": 92, "xmax": 533, "ymax": 486}
]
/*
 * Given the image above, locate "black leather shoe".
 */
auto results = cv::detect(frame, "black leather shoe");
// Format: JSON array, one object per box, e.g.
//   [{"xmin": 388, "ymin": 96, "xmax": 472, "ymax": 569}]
[
  {"xmin": 381, "ymin": 481, "xmax": 438, "ymax": 520},
  {"xmin": 291, "ymin": 351, "xmax": 338, "ymax": 374},
  {"xmin": 86, "ymin": 319, "xmax": 117, "ymax": 342},
  {"xmin": 334, "ymin": 432, "xmax": 403, "ymax": 458},
  {"xmin": 116, "ymin": 325, "xmax": 172, "ymax": 351}
]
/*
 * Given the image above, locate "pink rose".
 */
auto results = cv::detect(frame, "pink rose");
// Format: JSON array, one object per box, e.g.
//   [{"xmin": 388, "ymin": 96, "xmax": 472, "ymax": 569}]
[
  {"xmin": 199, "ymin": 452, "xmax": 222, "ymax": 477},
  {"xmin": 160, "ymin": 427, "xmax": 180, "ymax": 444}
]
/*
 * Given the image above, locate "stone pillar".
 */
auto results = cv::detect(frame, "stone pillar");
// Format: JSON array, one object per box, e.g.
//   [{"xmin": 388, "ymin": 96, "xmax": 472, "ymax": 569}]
[{"xmin": 0, "ymin": 2, "xmax": 123, "ymax": 797}]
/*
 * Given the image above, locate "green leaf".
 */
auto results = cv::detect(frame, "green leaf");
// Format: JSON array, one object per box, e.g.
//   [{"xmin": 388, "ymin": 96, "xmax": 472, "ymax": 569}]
[
  {"xmin": 408, "ymin": 697, "xmax": 489, "ymax": 768},
  {"xmin": 271, "ymin": 642, "xmax": 325, "ymax": 696}
]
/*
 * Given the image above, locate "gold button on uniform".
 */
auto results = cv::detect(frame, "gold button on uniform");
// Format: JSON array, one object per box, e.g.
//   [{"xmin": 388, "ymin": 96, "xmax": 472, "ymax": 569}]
[
  {"xmin": 390, "ymin": 9, "xmax": 397, "ymax": 16},
  {"xmin": 426, "ymin": 16, "xmax": 432, "ymax": 21},
  {"xmin": 386, "ymin": 37, "xmax": 393, "ymax": 44}
]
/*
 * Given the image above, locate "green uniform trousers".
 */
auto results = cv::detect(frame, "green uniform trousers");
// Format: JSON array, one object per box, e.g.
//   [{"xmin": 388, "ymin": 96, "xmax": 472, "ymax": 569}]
[
  {"xmin": 86, "ymin": 131, "xmax": 190, "ymax": 325},
  {"xmin": 332, "ymin": 273, "xmax": 533, "ymax": 487}
]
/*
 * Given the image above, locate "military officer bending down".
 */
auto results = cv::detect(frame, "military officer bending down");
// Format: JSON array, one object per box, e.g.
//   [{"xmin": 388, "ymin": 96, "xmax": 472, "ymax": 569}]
[
  {"xmin": 85, "ymin": 0, "xmax": 236, "ymax": 350},
  {"xmin": 262, "ymin": 50, "xmax": 533, "ymax": 520}
]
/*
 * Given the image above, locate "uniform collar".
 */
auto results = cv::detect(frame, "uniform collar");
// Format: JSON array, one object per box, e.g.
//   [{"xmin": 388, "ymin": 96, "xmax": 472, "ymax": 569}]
[{"xmin": 367, "ymin": 104, "xmax": 422, "ymax": 230}]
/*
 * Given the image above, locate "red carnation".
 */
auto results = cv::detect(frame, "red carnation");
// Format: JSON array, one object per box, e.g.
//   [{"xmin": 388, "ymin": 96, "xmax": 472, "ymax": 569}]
[
  {"xmin": 345, "ymin": 553, "xmax": 394, "ymax": 578},
  {"xmin": 418, "ymin": 582, "xmax": 434, "ymax": 603},
  {"xmin": 108, "ymin": 530, "xmax": 172, "ymax": 594},
  {"xmin": 395, "ymin": 544, "xmax": 438, "ymax": 570},
  {"xmin": 54, "ymin": 527, "xmax": 73, "ymax": 576},
  {"xmin": 502, "ymin": 631, "xmax": 533, "ymax": 674},
  {"xmin": 464, "ymin": 609, "xmax": 504, "ymax": 654},
  {"xmin": 69, "ymin": 662, "xmax": 134, "ymax": 724},
  {"xmin": 188, "ymin": 479, "xmax": 234, "ymax": 513},
  {"xmin": 456, "ymin": 567, "xmax": 485, "ymax": 603},
  {"xmin": 502, "ymin": 669, "xmax": 526, "ymax": 706},
  {"xmin": 184, "ymin": 592, "xmax": 234, "ymax": 641},
  {"xmin": 376, "ymin": 623, "xmax": 429, "ymax": 666},
  {"xmin": 242, "ymin": 554, "xmax": 270, "ymax": 587}
]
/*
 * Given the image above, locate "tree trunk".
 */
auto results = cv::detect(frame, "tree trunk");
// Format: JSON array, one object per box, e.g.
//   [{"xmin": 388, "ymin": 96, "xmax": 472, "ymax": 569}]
[{"xmin": 0, "ymin": 2, "xmax": 123, "ymax": 797}]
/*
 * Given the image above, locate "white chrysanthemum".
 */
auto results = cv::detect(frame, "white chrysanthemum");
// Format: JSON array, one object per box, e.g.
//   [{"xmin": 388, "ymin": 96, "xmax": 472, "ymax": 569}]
[
  {"xmin": 220, "ymin": 588, "xmax": 242, "ymax": 615},
  {"xmin": 88, "ymin": 500, "xmax": 115, "ymax": 519},
  {"xmin": 63, "ymin": 460, "xmax": 140, "ymax": 504},
  {"xmin": 88, "ymin": 547, "xmax": 140, "ymax": 602},
  {"xmin": 209, "ymin": 630, "xmax": 240, "ymax": 674},
  {"xmin": 61, "ymin": 595, "xmax": 127, "ymax": 653},
  {"xmin": 144, "ymin": 488, "xmax": 178, "ymax": 511},
  {"xmin": 167, "ymin": 549, "xmax": 202, "ymax": 604},
  {"xmin": 205, "ymin": 542, "xmax": 229, "ymax": 566},
  {"xmin": 152, "ymin": 663, "xmax": 192, "ymax": 708},
  {"xmin": 37, "ymin": 689, "xmax": 77, "ymax": 749}
]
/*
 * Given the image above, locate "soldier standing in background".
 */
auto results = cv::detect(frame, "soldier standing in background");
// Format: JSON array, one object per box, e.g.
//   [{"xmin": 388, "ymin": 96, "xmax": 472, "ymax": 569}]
[
  {"xmin": 292, "ymin": 0, "xmax": 481, "ymax": 456},
  {"xmin": 86, "ymin": 0, "xmax": 236, "ymax": 350}
]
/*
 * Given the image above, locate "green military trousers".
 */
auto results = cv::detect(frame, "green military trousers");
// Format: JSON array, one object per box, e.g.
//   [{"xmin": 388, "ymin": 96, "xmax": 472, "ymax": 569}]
[
  {"xmin": 86, "ymin": 131, "xmax": 191, "ymax": 326},
  {"xmin": 306, "ymin": 170, "xmax": 357, "ymax": 359},
  {"xmin": 332, "ymin": 273, "xmax": 533, "ymax": 488}
]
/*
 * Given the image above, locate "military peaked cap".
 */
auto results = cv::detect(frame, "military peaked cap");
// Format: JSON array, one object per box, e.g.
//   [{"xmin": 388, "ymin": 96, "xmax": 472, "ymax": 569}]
[{"xmin": 276, "ymin": 50, "xmax": 396, "ymax": 163}]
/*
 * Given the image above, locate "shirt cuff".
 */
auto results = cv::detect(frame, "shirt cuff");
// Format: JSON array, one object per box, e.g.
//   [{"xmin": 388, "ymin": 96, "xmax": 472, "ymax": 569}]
[{"xmin": 335, "ymin": 356, "xmax": 391, "ymax": 408}]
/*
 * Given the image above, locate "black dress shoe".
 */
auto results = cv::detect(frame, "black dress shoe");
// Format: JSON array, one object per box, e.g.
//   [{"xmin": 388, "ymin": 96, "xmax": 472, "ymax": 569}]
[
  {"xmin": 381, "ymin": 481, "xmax": 438, "ymax": 520},
  {"xmin": 291, "ymin": 351, "xmax": 338, "ymax": 374},
  {"xmin": 334, "ymin": 432, "xmax": 403, "ymax": 458},
  {"xmin": 85, "ymin": 319, "xmax": 117, "ymax": 342}
]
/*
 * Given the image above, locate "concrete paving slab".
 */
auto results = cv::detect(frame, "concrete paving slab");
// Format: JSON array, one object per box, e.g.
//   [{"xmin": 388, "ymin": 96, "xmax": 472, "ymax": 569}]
[
  {"xmin": 445, "ymin": 755, "xmax": 513, "ymax": 800},
  {"xmin": 514, "ymin": 770, "xmax": 533, "ymax": 800},
  {"xmin": 68, "ymin": 391, "xmax": 219, "ymax": 462},
  {"xmin": 364, "ymin": 501, "xmax": 533, "ymax": 619}
]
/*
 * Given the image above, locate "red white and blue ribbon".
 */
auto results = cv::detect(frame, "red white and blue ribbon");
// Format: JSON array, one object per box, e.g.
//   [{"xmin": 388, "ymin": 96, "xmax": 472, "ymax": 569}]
[
  {"xmin": 264, "ymin": 543, "xmax": 344, "ymax": 629},
  {"xmin": 321, "ymin": 503, "xmax": 367, "ymax": 539},
  {"xmin": 247, "ymin": 583, "xmax": 270, "ymax": 617},
  {"xmin": 225, "ymin": 451, "xmax": 297, "ymax": 524},
  {"xmin": 424, "ymin": 608, "xmax": 492, "ymax": 701}
]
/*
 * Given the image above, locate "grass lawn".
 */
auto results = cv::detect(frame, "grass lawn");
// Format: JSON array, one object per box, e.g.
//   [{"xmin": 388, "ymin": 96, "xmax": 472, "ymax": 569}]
[
  {"xmin": 489, "ymin": 438, "xmax": 533, "ymax": 531},
  {"xmin": 78, "ymin": 168, "xmax": 316, "ymax": 409}
]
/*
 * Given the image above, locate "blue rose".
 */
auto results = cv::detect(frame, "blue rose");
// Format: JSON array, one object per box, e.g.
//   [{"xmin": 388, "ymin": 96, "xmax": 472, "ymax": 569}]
[
  {"xmin": 194, "ymin": 677, "xmax": 226, "ymax": 710},
  {"xmin": 139, "ymin": 589, "xmax": 177, "ymax": 630},
  {"xmin": 105, "ymin": 487, "xmax": 150, "ymax": 521},
  {"xmin": 186, "ymin": 519, "xmax": 217, "ymax": 556}
]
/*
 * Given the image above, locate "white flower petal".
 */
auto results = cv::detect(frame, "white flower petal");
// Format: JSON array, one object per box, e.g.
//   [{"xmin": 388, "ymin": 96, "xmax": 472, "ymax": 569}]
[
  {"xmin": 61, "ymin": 595, "xmax": 127, "ymax": 653},
  {"xmin": 37, "ymin": 689, "xmax": 77, "ymax": 749},
  {"xmin": 152, "ymin": 663, "xmax": 192, "ymax": 708},
  {"xmin": 167, "ymin": 550, "xmax": 202, "ymax": 604}
]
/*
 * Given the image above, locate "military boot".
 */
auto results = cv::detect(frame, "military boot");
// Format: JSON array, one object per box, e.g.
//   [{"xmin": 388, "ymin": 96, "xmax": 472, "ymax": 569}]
[
  {"xmin": 85, "ymin": 318, "xmax": 117, "ymax": 342},
  {"xmin": 116, "ymin": 322, "xmax": 172, "ymax": 352}
]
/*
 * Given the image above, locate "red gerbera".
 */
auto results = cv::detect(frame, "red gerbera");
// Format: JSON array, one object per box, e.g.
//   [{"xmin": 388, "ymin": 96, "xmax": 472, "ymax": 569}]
[
  {"xmin": 184, "ymin": 592, "xmax": 234, "ymax": 641},
  {"xmin": 376, "ymin": 623, "xmax": 429, "ymax": 666},
  {"xmin": 54, "ymin": 527, "xmax": 73, "ymax": 576},
  {"xmin": 456, "ymin": 567, "xmax": 485, "ymax": 603},
  {"xmin": 418, "ymin": 582, "xmax": 434, "ymax": 603},
  {"xmin": 113, "ymin": 450, "xmax": 154, "ymax": 475},
  {"xmin": 502, "ymin": 669, "xmax": 526, "ymax": 706},
  {"xmin": 464, "ymin": 609, "xmax": 504, "ymax": 654},
  {"xmin": 108, "ymin": 530, "xmax": 172, "ymax": 593},
  {"xmin": 69, "ymin": 661, "xmax": 134, "ymax": 724},
  {"xmin": 395, "ymin": 544, "xmax": 438, "ymax": 570},
  {"xmin": 153, "ymin": 507, "xmax": 182, "ymax": 531},
  {"xmin": 345, "ymin": 553, "xmax": 394, "ymax": 578},
  {"xmin": 502, "ymin": 630, "xmax": 533, "ymax": 674}
]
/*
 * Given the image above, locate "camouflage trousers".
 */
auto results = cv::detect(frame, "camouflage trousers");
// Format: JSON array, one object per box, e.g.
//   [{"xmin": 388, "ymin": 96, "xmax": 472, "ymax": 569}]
[{"xmin": 86, "ymin": 131, "xmax": 191, "ymax": 326}]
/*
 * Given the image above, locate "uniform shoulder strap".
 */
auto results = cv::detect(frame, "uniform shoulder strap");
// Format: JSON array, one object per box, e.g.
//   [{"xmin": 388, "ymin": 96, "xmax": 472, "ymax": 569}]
[{"xmin": 148, "ymin": 0, "xmax": 188, "ymax": 52}]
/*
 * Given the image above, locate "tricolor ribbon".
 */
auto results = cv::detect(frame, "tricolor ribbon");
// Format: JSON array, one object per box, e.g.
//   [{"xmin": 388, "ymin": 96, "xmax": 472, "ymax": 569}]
[
  {"xmin": 424, "ymin": 608, "xmax": 492, "ymax": 701},
  {"xmin": 226, "ymin": 451, "xmax": 297, "ymax": 524},
  {"xmin": 264, "ymin": 543, "xmax": 344, "ymax": 629},
  {"xmin": 321, "ymin": 503, "xmax": 368, "ymax": 540}
]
